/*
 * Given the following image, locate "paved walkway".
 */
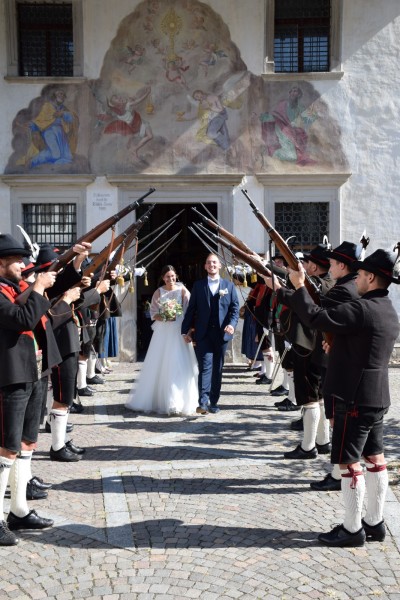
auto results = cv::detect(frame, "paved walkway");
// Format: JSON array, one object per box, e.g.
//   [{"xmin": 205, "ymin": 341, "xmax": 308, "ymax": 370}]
[{"xmin": 1, "ymin": 362, "xmax": 400, "ymax": 600}]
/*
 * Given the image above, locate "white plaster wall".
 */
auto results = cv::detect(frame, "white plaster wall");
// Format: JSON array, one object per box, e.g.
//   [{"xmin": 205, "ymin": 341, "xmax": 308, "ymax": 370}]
[
  {"xmin": 311, "ymin": 0, "xmax": 400, "ymax": 308},
  {"xmin": 1, "ymin": 0, "xmax": 400, "ymax": 314}
]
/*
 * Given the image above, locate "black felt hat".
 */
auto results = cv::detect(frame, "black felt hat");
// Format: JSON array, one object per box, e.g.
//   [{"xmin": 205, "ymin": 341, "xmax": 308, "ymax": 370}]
[
  {"xmin": 22, "ymin": 244, "xmax": 59, "ymax": 275},
  {"xmin": 0, "ymin": 234, "xmax": 31, "ymax": 258},
  {"xmin": 302, "ymin": 244, "xmax": 330, "ymax": 269},
  {"xmin": 352, "ymin": 249, "xmax": 400, "ymax": 284},
  {"xmin": 326, "ymin": 241, "xmax": 361, "ymax": 265}
]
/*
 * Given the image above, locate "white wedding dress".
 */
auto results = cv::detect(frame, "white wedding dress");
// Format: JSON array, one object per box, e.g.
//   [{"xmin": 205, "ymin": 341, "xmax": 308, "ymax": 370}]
[{"xmin": 125, "ymin": 285, "xmax": 199, "ymax": 416}]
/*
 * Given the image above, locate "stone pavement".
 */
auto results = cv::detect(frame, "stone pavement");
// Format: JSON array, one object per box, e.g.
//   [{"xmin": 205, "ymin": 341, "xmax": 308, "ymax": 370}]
[{"xmin": 1, "ymin": 362, "xmax": 400, "ymax": 600}]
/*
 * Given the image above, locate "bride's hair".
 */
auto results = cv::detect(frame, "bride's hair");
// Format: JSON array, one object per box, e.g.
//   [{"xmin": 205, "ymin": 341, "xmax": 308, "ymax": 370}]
[{"xmin": 160, "ymin": 264, "xmax": 179, "ymax": 283}]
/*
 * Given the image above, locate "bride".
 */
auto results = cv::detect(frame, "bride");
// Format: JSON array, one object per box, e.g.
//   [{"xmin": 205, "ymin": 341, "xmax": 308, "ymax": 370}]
[{"xmin": 125, "ymin": 265, "xmax": 198, "ymax": 416}]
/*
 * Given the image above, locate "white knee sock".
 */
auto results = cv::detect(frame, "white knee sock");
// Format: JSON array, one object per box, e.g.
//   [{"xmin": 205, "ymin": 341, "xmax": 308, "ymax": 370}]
[
  {"xmin": 45, "ymin": 386, "xmax": 54, "ymax": 425},
  {"xmin": 301, "ymin": 403, "xmax": 319, "ymax": 451},
  {"xmin": 9, "ymin": 451, "xmax": 32, "ymax": 518},
  {"xmin": 50, "ymin": 409, "xmax": 68, "ymax": 451},
  {"xmin": 0, "ymin": 456, "xmax": 14, "ymax": 521},
  {"xmin": 341, "ymin": 467, "xmax": 365, "ymax": 533},
  {"xmin": 364, "ymin": 459, "xmax": 388, "ymax": 526},
  {"xmin": 263, "ymin": 349, "xmax": 275, "ymax": 379},
  {"xmin": 316, "ymin": 400, "xmax": 330, "ymax": 445},
  {"xmin": 87, "ymin": 354, "xmax": 96, "ymax": 379},
  {"xmin": 287, "ymin": 371, "xmax": 295, "ymax": 402},
  {"xmin": 77, "ymin": 360, "xmax": 87, "ymax": 389},
  {"xmin": 282, "ymin": 369, "xmax": 289, "ymax": 389},
  {"xmin": 331, "ymin": 463, "xmax": 341, "ymax": 480}
]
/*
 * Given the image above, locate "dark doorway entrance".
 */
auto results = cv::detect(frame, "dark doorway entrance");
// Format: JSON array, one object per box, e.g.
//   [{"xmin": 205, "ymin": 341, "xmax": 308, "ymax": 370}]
[{"xmin": 135, "ymin": 202, "xmax": 218, "ymax": 359}]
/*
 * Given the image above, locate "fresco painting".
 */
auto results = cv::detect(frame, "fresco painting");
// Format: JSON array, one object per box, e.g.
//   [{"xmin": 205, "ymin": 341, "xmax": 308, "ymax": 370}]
[{"xmin": 5, "ymin": 0, "xmax": 348, "ymax": 176}]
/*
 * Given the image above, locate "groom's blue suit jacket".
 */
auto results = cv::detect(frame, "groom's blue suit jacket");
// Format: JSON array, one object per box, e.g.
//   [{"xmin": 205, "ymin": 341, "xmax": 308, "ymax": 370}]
[{"xmin": 181, "ymin": 277, "xmax": 239, "ymax": 342}]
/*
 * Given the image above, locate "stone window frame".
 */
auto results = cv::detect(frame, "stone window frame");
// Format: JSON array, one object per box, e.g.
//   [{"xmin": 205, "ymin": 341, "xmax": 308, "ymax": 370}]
[
  {"xmin": 264, "ymin": 0, "xmax": 343, "ymax": 76},
  {"xmin": 260, "ymin": 178, "xmax": 345, "ymax": 250},
  {"xmin": 4, "ymin": 0, "xmax": 84, "ymax": 79}
]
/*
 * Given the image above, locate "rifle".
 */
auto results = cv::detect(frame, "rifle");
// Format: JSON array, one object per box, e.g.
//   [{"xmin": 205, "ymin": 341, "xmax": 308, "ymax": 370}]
[
  {"xmin": 191, "ymin": 206, "xmax": 256, "ymax": 256},
  {"xmin": 82, "ymin": 203, "xmax": 155, "ymax": 279},
  {"xmin": 16, "ymin": 188, "xmax": 155, "ymax": 305},
  {"xmin": 105, "ymin": 203, "xmax": 155, "ymax": 277},
  {"xmin": 195, "ymin": 224, "xmax": 275, "ymax": 280},
  {"xmin": 241, "ymin": 188, "xmax": 321, "ymax": 304},
  {"xmin": 241, "ymin": 188, "xmax": 334, "ymax": 345},
  {"xmin": 48, "ymin": 187, "xmax": 155, "ymax": 273}
]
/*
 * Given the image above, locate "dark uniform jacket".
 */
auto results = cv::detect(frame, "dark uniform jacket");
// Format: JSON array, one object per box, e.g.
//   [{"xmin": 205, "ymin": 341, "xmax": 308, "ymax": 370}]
[
  {"xmin": 51, "ymin": 287, "xmax": 101, "ymax": 358},
  {"xmin": 290, "ymin": 287, "xmax": 400, "ymax": 417},
  {"xmin": 312, "ymin": 273, "xmax": 360, "ymax": 368},
  {"xmin": 277, "ymin": 272, "xmax": 334, "ymax": 350},
  {"xmin": 0, "ymin": 277, "xmax": 61, "ymax": 387}
]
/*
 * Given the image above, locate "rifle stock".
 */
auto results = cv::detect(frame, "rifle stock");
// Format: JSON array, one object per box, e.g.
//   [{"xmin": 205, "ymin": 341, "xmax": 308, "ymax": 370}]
[
  {"xmin": 105, "ymin": 203, "xmax": 155, "ymax": 276},
  {"xmin": 15, "ymin": 189, "xmax": 155, "ymax": 305},
  {"xmin": 202, "ymin": 228, "xmax": 273, "ymax": 279},
  {"xmin": 241, "ymin": 188, "xmax": 321, "ymax": 304},
  {"xmin": 49, "ymin": 187, "xmax": 156, "ymax": 273},
  {"xmin": 191, "ymin": 207, "xmax": 255, "ymax": 256},
  {"xmin": 241, "ymin": 188, "xmax": 334, "ymax": 345}
]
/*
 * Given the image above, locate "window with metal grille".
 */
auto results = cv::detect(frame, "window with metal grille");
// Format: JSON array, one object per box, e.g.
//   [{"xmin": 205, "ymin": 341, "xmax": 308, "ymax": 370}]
[
  {"xmin": 17, "ymin": 2, "xmax": 73, "ymax": 77},
  {"xmin": 274, "ymin": 0, "xmax": 330, "ymax": 73},
  {"xmin": 274, "ymin": 202, "xmax": 329, "ymax": 252},
  {"xmin": 23, "ymin": 203, "xmax": 76, "ymax": 250}
]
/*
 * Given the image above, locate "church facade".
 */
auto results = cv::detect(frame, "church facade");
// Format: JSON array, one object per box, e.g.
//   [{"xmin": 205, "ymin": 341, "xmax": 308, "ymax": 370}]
[{"xmin": 1, "ymin": 0, "xmax": 399, "ymax": 359}]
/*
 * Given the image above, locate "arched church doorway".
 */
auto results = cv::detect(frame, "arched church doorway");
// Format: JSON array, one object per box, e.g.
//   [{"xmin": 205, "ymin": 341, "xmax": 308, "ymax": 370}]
[{"xmin": 135, "ymin": 202, "xmax": 217, "ymax": 359}]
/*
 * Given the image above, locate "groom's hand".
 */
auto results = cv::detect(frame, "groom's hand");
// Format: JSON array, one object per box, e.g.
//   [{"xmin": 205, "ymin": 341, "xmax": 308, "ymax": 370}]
[
  {"xmin": 182, "ymin": 333, "xmax": 192, "ymax": 344},
  {"xmin": 224, "ymin": 324, "xmax": 234, "ymax": 335}
]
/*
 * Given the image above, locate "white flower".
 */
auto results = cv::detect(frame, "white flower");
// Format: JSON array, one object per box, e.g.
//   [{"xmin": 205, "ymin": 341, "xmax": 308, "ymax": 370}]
[{"xmin": 219, "ymin": 288, "xmax": 229, "ymax": 297}]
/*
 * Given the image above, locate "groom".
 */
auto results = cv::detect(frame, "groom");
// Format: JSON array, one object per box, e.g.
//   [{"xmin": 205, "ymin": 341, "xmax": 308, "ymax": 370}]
[{"xmin": 182, "ymin": 253, "xmax": 239, "ymax": 414}]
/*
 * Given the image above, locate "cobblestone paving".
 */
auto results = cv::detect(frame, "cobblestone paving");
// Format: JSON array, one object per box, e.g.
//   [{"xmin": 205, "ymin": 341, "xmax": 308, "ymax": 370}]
[{"xmin": 1, "ymin": 363, "xmax": 400, "ymax": 599}]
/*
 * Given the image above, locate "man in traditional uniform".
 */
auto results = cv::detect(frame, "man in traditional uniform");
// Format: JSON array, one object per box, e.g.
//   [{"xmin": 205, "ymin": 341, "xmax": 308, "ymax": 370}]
[
  {"xmin": 287, "ymin": 247, "xmax": 399, "ymax": 547},
  {"xmin": 0, "ymin": 234, "xmax": 59, "ymax": 546},
  {"xmin": 273, "ymin": 245, "xmax": 334, "ymax": 458},
  {"xmin": 309, "ymin": 241, "xmax": 363, "ymax": 491}
]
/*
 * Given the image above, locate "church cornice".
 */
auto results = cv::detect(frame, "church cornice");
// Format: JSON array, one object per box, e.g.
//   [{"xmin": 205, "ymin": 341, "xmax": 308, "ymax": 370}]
[{"xmin": 0, "ymin": 174, "xmax": 96, "ymax": 187}]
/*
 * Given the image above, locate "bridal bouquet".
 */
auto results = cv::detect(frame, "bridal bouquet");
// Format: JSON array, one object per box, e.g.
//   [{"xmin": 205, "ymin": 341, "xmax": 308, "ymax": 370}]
[{"xmin": 158, "ymin": 298, "xmax": 183, "ymax": 321}]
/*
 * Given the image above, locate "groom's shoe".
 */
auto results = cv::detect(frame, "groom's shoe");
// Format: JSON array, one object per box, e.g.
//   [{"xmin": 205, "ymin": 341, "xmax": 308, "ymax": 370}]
[
  {"xmin": 209, "ymin": 405, "xmax": 220, "ymax": 414},
  {"xmin": 196, "ymin": 404, "xmax": 209, "ymax": 415}
]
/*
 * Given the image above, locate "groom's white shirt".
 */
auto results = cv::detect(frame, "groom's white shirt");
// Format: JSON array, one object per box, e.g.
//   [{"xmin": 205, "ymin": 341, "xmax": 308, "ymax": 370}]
[{"xmin": 208, "ymin": 276, "xmax": 220, "ymax": 295}]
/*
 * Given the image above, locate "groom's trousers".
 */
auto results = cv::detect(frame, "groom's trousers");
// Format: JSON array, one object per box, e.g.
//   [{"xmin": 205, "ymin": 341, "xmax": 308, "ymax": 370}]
[{"xmin": 195, "ymin": 328, "xmax": 228, "ymax": 407}]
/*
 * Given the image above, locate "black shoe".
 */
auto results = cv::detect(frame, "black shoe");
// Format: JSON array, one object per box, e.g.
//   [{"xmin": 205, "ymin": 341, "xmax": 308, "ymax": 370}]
[
  {"xmin": 86, "ymin": 375, "xmax": 104, "ymax": 385},
  {"xmin": 270, "ymin": 384, "xmax": 289, "ymax": 397},
  {"xmin": 255, "ymin": 374, "xmax": 272, "ymax": 385},
  {"xmin": 26, "ymin": 480, "xmax": 48, "ymax": 500},
  {"xmin": 318, "ymin": 524, "xmax": 366, "ymax": 547},
  {"xmin": 362, "ymin": 519, "xmax": 386, "ymax": 542},
  {"xmin": 290, "ymin": 417, "xmax": 304, "ymax": 431},
  {"xmin": 45, "ymin": 421, "xmax": 74, "ymax": 433},
  {"xmin": 30, "ymin": 476, "xmax": 52, "ymax": 490},
  {"xmin": 66, "ymin": 439, "xmax": 86, "ymax": 455},
  {"xmin": 77, "ymin": 387, "xmax": 94, "ymax": 397},
  {"xmin": 316, "ymin": 442, "xmax": 331, "ymax": 454},
  {"xmin": 208, "ymin": 405, "xmax": 221, "ymax": 413},
  {"xmin": 7, "ymin": 510, "xmax": 54, "ymax": 531},
  {"xmin": 284, "ymin": 444, "xmax": 318, "ymax": 460},
  {"xmin": 276, "ymin": 398, "xmax": 300, "ymax": 411},
  {"xmin": 310, "ymin": 473, "xmax": 341, "ymax": 491},
  {"xmin": 70, "ymin": 402, "xmax": 84, "ymax": 414},
  {"xmin": 0, "ymin": 520, "xmax": 19, "ymax": 546},
  {"xmin": 50, "ymin": 445, "xmax": 82, "ymax": 462}
]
